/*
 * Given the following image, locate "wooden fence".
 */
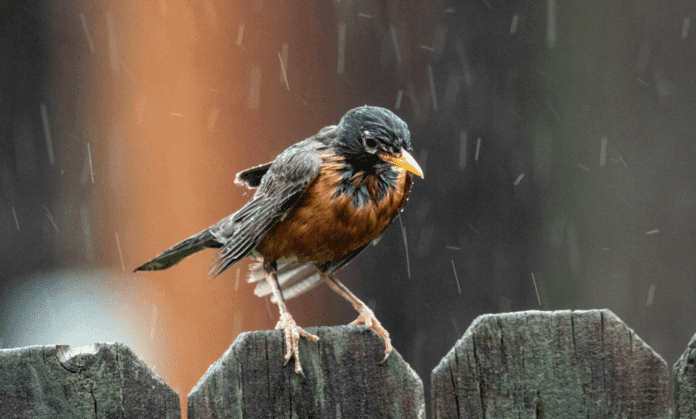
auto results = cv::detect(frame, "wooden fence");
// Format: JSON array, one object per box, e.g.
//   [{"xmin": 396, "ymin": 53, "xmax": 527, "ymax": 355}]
[{"xmin": 1, "ymin": 309, "xmax": 694, "ymax": 418}]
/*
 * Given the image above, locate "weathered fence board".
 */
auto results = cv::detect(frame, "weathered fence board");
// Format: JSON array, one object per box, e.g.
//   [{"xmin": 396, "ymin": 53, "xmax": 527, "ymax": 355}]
[
  {"xmin": 0, "ymin": 342, "xmax": 180, "ymax": 418},
  {"xmin": 431, "ymin": 309, "xmax": 670, "ymax": 418},
  {"xmin": 3, "ymin": 310, "xmax": 694, "ymax": 418},
  {"xmin": 187, "ymin": 325, "xmax": 425, "ymax": 418},
  {"xmin": 672, "ymin": 332, "xmax": 696, "ymax": 419}
]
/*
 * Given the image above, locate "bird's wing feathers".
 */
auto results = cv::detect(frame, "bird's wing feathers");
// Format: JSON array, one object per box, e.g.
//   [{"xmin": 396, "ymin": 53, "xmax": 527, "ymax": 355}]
[
  {"xmin": 209, "ymin": 139, "xmax": 325, "ymax": 276},
  {"xmin": 234, "ymin": 162, "xmax": 273, "ymax": 189}
]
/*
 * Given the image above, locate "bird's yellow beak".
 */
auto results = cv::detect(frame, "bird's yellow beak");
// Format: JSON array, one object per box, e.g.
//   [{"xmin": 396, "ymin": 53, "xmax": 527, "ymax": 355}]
[{"xmin": 379, "ymin": 148, "xmax": 424, "ymax": 178}]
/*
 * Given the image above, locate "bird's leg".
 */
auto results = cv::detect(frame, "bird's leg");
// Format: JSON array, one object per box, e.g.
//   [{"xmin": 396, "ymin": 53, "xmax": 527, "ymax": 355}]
[
  {"xmin": 264, "ymin": 262, "xmax": 319, "ymax": 374},
  {"xmin": 322, "ymin": 272, "xmax": 392, "ymax": 362}
]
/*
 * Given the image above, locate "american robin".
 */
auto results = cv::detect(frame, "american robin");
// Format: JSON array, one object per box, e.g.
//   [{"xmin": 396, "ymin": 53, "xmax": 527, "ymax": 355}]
[{"xmin": 135, "ymin": 105, "xmax": 423, "ymax": 374}]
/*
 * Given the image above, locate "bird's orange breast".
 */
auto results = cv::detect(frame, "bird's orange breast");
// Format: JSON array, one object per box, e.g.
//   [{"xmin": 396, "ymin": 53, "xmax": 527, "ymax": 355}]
[{"xmin": 255, "ymin": 155, "xmax": 412, "ymax": 265}]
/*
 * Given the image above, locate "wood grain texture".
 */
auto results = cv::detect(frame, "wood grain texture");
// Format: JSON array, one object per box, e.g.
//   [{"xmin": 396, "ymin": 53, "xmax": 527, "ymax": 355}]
[
  {"xmin": 431, "ymin": 309, "xmax": 669, "ymax": 418},
  {"xmin": 0, "ymin": 342, "xmax": 180, "ymax": 418},
  {"xmin": 188, "ymin": 325, "xmax": 425, "ymax": 418},
  {"xmin": 673, "ymin": 332, "xmax": 696, "ymax": 419}
]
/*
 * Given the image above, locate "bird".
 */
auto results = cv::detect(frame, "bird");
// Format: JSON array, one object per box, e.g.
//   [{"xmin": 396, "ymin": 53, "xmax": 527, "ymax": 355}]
[{"xmin": 135, "ymin": 105, "xmax": 423, "ymax": 374}]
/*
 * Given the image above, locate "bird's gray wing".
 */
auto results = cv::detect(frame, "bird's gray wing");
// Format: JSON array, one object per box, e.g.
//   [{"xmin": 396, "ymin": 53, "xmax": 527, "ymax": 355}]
[
  {"xmin": 209, "ymin": 138, "xmax": 325, "ymax": 276},
  {"xmin": 234, "ymin": 162, "xmax": 273, "ymax": 189}
]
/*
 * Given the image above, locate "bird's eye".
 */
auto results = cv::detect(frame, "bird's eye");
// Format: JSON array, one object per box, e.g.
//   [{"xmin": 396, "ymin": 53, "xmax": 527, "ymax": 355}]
[{"xmin": 362, "ymin": 134, "xmax": 378, "ymax": 153}]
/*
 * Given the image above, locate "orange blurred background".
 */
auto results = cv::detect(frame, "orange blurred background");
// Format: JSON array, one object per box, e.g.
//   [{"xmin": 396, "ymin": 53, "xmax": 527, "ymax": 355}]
[{"xmin": 69, "ymin": 0, "xmax": 345, "ymax": 412}]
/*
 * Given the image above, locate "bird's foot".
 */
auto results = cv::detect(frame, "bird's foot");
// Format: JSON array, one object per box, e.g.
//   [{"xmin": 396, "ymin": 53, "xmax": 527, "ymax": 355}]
[
  {"xmin": 275, "ymin": 311, "xmax": 319, "ymax": 374},
  {"xmin": 349, "ymin": 305, "xmax": 392, "ymax": 363}
]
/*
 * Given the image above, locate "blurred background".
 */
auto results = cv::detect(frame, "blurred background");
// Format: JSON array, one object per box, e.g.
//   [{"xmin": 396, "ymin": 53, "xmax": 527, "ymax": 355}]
[{"xmin": 2, "ymin": 0, "xmax": 696, "ymax": 415}]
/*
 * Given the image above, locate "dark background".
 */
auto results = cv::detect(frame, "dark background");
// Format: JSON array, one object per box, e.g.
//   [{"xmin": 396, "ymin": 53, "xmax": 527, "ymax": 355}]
[{"xmin": 2, "ymin": 0, "xmax": 695, "ymax": 415}]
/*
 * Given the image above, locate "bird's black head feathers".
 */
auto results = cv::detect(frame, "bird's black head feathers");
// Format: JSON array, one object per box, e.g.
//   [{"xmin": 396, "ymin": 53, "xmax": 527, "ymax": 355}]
[
  {"xmin": 326, "ymin": 106, "xmax": 414, "ymax": 207},
  {"xmin": 336, "ymin": 106, "xmax": 412, "ymax": 161}
]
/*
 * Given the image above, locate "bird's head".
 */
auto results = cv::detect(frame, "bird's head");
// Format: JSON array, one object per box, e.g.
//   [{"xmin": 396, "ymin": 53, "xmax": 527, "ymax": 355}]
[{"xmin": 337, "ymin": 106, "xmax": 424, "ymax": 179}]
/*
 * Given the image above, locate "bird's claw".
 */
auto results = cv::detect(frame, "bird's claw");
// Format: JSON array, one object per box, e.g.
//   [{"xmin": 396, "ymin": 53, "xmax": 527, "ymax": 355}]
[
  {"xmin": 275, "ymin": 311, "xmax": 319, "ymax": 374},
  {"xmin": 349, "ymin": 305, "xmax": 392, "ymax": 361}
]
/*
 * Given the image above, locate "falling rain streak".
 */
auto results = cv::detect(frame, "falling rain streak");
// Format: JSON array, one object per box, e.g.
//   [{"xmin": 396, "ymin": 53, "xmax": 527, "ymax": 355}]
[
  {"xmin": 513, "ymin": 174, "xmax": 524, "ymax": 186},
  {"xmin": 43, "ymin": 204, "xmax": 59, "ymax": 232},
  {"xmin": 247, "ymin": 64, "xmax": 261, "ymax": 110},
  {"xmin": 264, "ymin": 297, "xmax": 273, "ymax": 321},
  {"xmin": 87, "ymin": 143, "xmax": 94, "ymax": 183},
  {"xmin": 79, "ymin": 12, "xmax": 94, "ymax": 52},
  {"xmin": 278, "ymin": 52, "xmax": 289, "ymax": 90},
  {"xmin": 106, "ymin": 11, "xmax": 119, "ymax": 73},
  {"xmin": 11, "ymin": 206, "xmax": 19, "ymax": 230},
  {"xmin": 683, "ymin": 17, "xmax": 690, "ymax": 39},
  {"xmin": 475, "ymin": 137, "xmax": 481, "ymax": 161},
  {"xmin": 40, "ymin": 103, "xmax": 55, "ymax": 165},
  {"xmin": 389, "ymin": 25, "xmax": 401, "ymax": 64},
  {"xmin": 547, "ymin": 100, "xmax": 560, "ymax": 121},
  {"xmin": 600, "ymin": 137, "xmax": 607, "ymax": 167},
  {"xmin": 337, "ymin": 23, "xmax": 346, "ymax": 75},
  {"xmin": 236, "ymin": 23, "xmax": 245, "ymax": 46},
  {"xmin": 531, "ymin": 273, "xmax": 541, "ymax": 306},
  {"xmin": 115, "ymin": 233, "xmax": 125, "ymax": 271},
  {"xmin": 510, "ymin": 14, "xmax": 519, "ymax": 34},
  {"xmin": 646, "ymin": 285, "xmax": 656, "ymax": 306},
  {"xmin": 395, "ymin": 89, "xmax": 403, "ymax": 110},
  {"xmin": 618, "ymin": 155, "xmax": 628, "ymax": 168},
  {"xmin": 451, "ymin": 260, "xmax": 461, "ymax": 294},
  {"xmin": 398, "ymin": 215, "xmax": 411, "ymax": 279},
  {"xmin": 459, "ymin": 130, "xmax": 467, "ymax": 169},
  {"xmin": 280, "ymin": 43, "xmax": 289, "ymax": 81},
  {"xmin": 427, "ymin": 64, "xmax": 438, "ymax": 112}
]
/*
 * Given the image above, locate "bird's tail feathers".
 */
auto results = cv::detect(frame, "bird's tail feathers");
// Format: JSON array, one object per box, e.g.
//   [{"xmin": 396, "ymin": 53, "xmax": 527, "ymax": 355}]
[
  {"xmin": 134, "ymin": 229, "xmax": 221, "ymax": 272},
  {"xmin": 250, "ymin": 261, "xmax": 322, "ymax": 302}
]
